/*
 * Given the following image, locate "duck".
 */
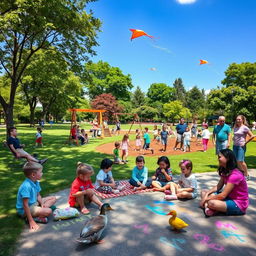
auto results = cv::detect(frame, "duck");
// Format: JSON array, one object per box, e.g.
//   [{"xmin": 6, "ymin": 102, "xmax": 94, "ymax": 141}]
[
  {"xmin": 76, "ymin": 203, "xmax": 113, "ymax": 244},
  {"xmin": 167, "ymin": 210, "xmax": 189, "ymax": 231}
]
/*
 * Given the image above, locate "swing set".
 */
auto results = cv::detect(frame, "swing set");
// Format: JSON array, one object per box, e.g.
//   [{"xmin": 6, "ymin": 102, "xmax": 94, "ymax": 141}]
[{"xmin": 68, "ymin": 108, "xmax": 106, "ymax": 144}]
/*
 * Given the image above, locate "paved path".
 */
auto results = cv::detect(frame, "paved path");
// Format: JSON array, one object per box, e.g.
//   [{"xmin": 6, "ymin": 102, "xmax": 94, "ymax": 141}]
[{"xmin": 15, "ymin": 170, "xmax": 256, "ymax": 256}]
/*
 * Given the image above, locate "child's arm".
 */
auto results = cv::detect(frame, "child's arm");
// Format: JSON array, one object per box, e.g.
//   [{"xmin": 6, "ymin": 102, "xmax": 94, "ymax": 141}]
[
  {"xmin": 98, "ymin": 180, "xmax": 115, "ymax": 188},
  {"xmin": 132, "ymin": 168, "xmax": 141, "ymax": 185},
  {"xmin": 161, "ymin": 169, "xmax": 172, "ymax": 181},
  {"xmin": 245, "ymin": 130, "xmax": 256, "ymax": 145},
  {"xmin": 205, "ymin": 183, "xmax": 235, "ymax": 201},
  {"xmin": 142, "ymin": 167, "xmax": 148, "ymax": 186},
  {"xmin": 23, "ymin": 198, "xmax": 39, "ymax": 231}
]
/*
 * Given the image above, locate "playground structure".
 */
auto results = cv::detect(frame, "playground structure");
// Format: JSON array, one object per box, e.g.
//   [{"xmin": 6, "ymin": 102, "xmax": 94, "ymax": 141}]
[
  {"xmin": 114, "ymin": 113, "xmax": 142, "ymax": 134},
  {"xmin": 68, "ymin": 109, "xmax": 107, "ymax": 144}
]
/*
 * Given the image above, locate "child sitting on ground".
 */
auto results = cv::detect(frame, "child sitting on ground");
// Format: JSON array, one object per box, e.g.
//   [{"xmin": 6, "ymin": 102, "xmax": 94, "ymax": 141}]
[
  {"xmin": 35, "ymin": 127, "xmax": 43, "ymax": 147},
  {"xmin": 95, "ymin": 158, "xmax": 125, "ymax": 194},
  {"xmin": 113, "ymin": 142, "xmax": 123, "ymax": 164},
  {"xmin": 7, "ymin": 127, "xmax": 48, "ymax": 164},
  {"xmin": 152, "ymin": 156, "xmax": 173, "ymax": 191},
  {"xmin": 16, "ymin": 162, "xmax": 56, "ymax": 231},
  {"xmin": 164, "ymin": 159, "xmax": 198, "ymax": 200},
  {"xmin": 69, "ymin": 162, "xmax": 103, "ymax": 214},
  {"xmin": 129, "ymin": 156, "xmax": 152, "ymax": 190},
  {"xmin": 200, "ymin": 149, "xmax": 249, "ymax": 217}
]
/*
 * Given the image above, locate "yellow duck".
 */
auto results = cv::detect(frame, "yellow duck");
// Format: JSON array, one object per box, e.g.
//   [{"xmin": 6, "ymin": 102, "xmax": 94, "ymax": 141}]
[{"xmin": 167, "ymin": 210, "xmax": 189, "ymax": 231}]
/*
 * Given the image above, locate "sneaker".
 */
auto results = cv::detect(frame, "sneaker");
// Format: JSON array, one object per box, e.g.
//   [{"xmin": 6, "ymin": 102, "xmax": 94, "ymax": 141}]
[
  {"xmin": 39, "ymin": 158, "xmax": 48, "ymax": 165},
  {"xmin": 164, "ymin": 195, "xmax": 177, "ymax": 200},
  {"xmin": 112, "ymin": 189, "xmax": 120, "ymax": 194},
  {"xmin": 204, "ymin": 207, "xmax": 216, "ymax": 217},
  {"xmin": 117, "ymin": 185, "xmax": 126, "ymax": 191},
  {"xmin": 33, "ymin": 217, "xmax": 48, "ymax": 224},
  {"xmin": 246, "ymin": 175, "xmax": 250, "ymax": 181},
  {"xmin": 50, "ymin": 205, "xmax": 57, "ymax": 212}
]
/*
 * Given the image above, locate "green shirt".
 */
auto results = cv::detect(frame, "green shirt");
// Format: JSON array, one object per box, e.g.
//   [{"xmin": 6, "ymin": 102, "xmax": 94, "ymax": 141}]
[
  {"xmin": 113, "ymin": 148, "xmax": 119, "ymax": 158},
  {"xmin": 143, "ymin": 132, "xmax": 150, "ymax": 144},
  {"xmin": 213, "ymin": 124, "xmax": 231, "ymax": 142}
]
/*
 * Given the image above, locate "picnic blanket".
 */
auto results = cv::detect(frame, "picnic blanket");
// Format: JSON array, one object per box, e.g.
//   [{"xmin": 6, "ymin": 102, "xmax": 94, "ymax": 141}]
[{"xmin": 93, "ymin": 180, "xmax": 154, "ymax": 199}]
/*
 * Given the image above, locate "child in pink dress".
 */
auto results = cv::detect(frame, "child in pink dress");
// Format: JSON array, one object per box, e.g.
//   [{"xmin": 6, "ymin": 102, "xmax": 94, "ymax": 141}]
[{"xmin": 121, "ymin": 134, "xmax": 131, "ymax": 163}]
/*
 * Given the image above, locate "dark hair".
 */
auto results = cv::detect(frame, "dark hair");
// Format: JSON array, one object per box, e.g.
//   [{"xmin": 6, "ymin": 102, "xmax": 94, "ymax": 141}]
[
  {"xmin": 114, "ymin": 141, "xmax": 120, "ymax": 147},
  {"xmin": 179, "ymin": 159, "xmax": 193, "ymax": 171},
  {"xmin": 136, "ymin": 155, "xmax": 145, "ymax": 163},
  {"xmin": 100, "ymin": 158, "xmax": 113, "ymax": 169},
  {"xmin": 218, "ymin": 149, "xmax": 239, "ymax": 176},
  {"xmin": 145, "ymin": 127, "xmax": 148, "ymax": 131},
  {"xmin": 8, "ymin": 126, "xmax": 16, "ymax": 135},
  {"xmin": 157, "ymin": 156, "xmax": 170, "ymax": 169}
]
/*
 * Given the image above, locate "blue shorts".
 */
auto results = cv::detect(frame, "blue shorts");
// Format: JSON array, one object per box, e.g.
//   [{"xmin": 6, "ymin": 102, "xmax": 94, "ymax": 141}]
[
  {"xmin": 225, "ymin": 198, "xmax": 244, "ymax": 215},
  {"xmin": 215, "ymin": 140, "xmax": 228, "ymax": 155},
  {"xmin": 233, "ymin": 145, "xmax": 246, "ymax": 162},
  {"xmin": 213, "ymin": 192, "xmax": 244, "ymax": 215},
  {"xmin": 143, "ymin": 143, "xmax": 150, "ymax": 149},
  {"xmin": 161, "ymin": 139, "xmax": 167, "ymax": 145}
]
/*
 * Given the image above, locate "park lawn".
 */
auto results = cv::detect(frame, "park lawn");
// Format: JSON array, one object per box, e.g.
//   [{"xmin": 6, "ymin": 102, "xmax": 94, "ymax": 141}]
[{"xmin": 0, "ymin": 124, "xmax": 255, "ymax": 256}]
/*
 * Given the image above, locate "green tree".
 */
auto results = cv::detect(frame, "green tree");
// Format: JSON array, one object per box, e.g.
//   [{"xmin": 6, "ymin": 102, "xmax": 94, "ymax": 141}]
[
  {"xmin": 147, "ymin": 83, "xmax": 174, "ymax": 104},
  {"xmin": 173, "ymin": 78, "xmax": 187, "ymax": 105},
  {"xmin": 207, "ymin": 86, "xmax": 250, "ymax": 122},
  {"xmin": 0, "ymin": 0, "xmax": 101, "ymax": 131},
  {"xmin": 186, "ymin": 86, "xmax": 205, "ymax": 116},
  {"xmin": 132, "ymin": 105, "xmax": 159, "ymax": 121},
  {"xmin": 132, "ymin": 86, "xmax": 145, "ymax": 107},
  {"xmin": 222, "ymin": 62, "xmax": 256, "ymax": 90},
  {"xmin": 84, "ymin": 61, "xmax": 133, "ymax": 100},
  {"xmin": 163, "ymin": 100, "xmax": 192, "ymax": 123}
]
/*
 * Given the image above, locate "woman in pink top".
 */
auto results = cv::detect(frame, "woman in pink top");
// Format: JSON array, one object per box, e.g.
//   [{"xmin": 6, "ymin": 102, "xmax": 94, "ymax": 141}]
[
  {"xmin": 200, "ymin": 149, "xmax": 249, "ymax": 217},
  {"xmin": 233, "ymin": 115, "xmax": 256, "ymax": 180}
]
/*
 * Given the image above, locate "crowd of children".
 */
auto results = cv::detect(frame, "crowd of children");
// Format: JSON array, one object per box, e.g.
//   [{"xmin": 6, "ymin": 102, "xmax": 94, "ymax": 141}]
[{"xmin": 13, "ymin": 120, "xmax": 250, "ymax": 232}]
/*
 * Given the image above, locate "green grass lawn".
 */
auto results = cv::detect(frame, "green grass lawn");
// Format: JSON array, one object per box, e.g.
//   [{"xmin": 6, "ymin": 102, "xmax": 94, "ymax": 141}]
[{"xmin": 0, "ymin": 123, "xmax": 255, "ymax": 256}]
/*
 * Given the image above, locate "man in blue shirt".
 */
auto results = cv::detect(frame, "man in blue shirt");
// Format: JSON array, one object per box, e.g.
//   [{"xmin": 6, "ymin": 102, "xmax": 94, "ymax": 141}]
[
  {"xmin": 174, "ymin": 118, "xmax": 187, "ymax": 151},
  {"xmin": 212, "ymin": 116, "xmax": 231, "ymax": 155}
]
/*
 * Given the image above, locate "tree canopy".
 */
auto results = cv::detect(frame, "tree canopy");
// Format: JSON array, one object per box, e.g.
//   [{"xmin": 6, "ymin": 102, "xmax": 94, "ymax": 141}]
[
  {"xmin": 84, "ymin": 61, "xmax": 133, "ymax": 100},
  {"xmin": 0, "ymin": 0, "xmax": 101, "ymax": 130},
  {"xmin": 147, "ymin": 83, "xmax": 174, "ymax": 104}
]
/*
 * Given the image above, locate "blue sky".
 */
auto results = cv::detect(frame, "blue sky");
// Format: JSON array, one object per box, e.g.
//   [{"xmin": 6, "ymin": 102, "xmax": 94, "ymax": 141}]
[{"xmin": 89, "ymin": 0, "xmax": 256, "ymax": 93}]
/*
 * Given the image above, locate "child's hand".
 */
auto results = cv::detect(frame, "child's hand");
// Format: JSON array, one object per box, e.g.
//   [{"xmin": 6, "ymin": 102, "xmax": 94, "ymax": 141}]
[
  {"xmin": 137, "ymin": 181, "xmax": 142, "ymax": 186},
  {"xmin": 161, "ymin": 169, "xmax": 166, "ymax": 173},
  {"xmin": 29, "ymin": 220, "xmax": 40, "ymax": 231}
]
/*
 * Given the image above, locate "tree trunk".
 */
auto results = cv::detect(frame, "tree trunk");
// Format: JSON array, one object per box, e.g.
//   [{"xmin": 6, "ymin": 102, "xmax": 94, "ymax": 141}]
[
  {"xmin": 29, "ymin": 97, "xmax": 37, "ymax": 127},
  {"xmin": 4, "ymin": 105, "xmax": 14, "ymax": 139}
]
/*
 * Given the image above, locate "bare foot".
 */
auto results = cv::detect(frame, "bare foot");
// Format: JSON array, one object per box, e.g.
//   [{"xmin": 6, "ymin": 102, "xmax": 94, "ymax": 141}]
[{"xmin": 81, "ymin": 207, "xmax": 90, "ymax": 214}]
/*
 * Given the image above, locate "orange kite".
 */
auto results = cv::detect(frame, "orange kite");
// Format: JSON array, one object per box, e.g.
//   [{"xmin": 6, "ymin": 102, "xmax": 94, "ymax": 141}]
[
  {"xmin": 199, "ymin": 59, "xmax": 209, "ymax": 65},
  {"xmin": 130, "ymin": 29, "xmax": 154, "ymax": 41}
]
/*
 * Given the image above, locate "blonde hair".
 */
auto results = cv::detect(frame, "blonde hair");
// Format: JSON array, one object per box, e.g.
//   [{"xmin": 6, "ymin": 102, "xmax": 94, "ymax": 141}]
[
  {"xmin": 76, "ymin": 162, "xmax": 94, "ymax": 176},
  {"xmin": 23, "ymin": 162, "xmax": 42, "ymax": 177},
  {"xmin": 235, "ymin": 115, "xmax": 248, "ymax": 127}
]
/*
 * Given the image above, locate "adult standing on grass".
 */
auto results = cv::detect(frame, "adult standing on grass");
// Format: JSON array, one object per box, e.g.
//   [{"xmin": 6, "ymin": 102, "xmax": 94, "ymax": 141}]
[
  {"xmin": 174, "ymin": 118, "xmax": 187, "ymax": 151},
  {"xmin": 212, "ymin": 116, "xmax": 231, "ymax": 155},
  {"xmin": 233, "ymin": 115, "xmax": 256, "ymax": 180}
]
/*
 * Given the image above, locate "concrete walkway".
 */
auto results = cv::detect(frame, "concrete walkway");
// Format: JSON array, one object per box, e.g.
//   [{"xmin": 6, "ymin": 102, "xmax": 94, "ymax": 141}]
[{"xmin": 15, "ymin": 170, "xmax": 256, "ymax": 256}]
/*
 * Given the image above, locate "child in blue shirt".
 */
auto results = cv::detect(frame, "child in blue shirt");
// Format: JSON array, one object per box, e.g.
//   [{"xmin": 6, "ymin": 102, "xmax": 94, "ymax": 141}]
[
  {"xmin": 129, "ymin": 156, "xmax": 152, "ymax": 190},
  {"xmin": 16, "ymin": 162, "xmax": 56, "ymax": 231},
  {"xmin": 143, "ymin": 127, "xmax": 154, "ymax": 154}
]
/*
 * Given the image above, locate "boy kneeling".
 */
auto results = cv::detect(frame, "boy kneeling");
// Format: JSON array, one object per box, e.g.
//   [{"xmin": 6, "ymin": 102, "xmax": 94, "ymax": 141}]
[{"xmin": 16, "ymin": 162, "xmax": 56, "ymax": 231}]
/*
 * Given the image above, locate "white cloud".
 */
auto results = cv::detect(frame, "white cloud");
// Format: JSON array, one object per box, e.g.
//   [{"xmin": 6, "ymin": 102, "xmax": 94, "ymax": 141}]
[{"xmin": 176, "ymin": 0, "xmax": 197, "ymax": 4}]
